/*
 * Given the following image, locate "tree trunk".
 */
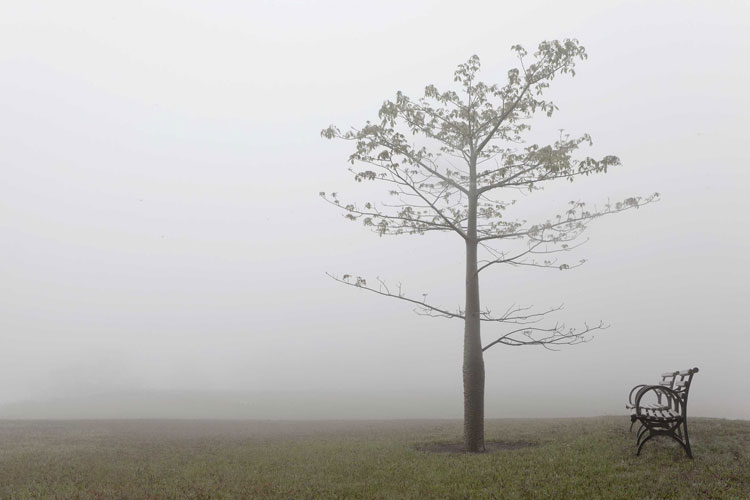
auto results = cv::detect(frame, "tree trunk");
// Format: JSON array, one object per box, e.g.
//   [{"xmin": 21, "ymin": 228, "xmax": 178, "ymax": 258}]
[
  {"xmin": 463, "ymin": 151, "xmax": 485, "ymax": 452},
  {"xmin": 463, "ymin": 237, "xmax": 485, "ymax": 452}
]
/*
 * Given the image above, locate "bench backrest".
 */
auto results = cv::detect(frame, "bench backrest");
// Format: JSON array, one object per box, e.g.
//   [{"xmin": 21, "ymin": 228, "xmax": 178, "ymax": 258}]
[
  {"xmin": 672, "ymin": 367, "xmax": 699, "ymax": 406},
  {"xmin": 659, "ymin": 371, "xmax": 679, "ymax": 389},
  {"xmin": 650, "ymin": 371, "xmax": 678, "ymax": 406},
  {"xmin": 646, "ymin": 368, "xmax": 698, "ymax": 412}
]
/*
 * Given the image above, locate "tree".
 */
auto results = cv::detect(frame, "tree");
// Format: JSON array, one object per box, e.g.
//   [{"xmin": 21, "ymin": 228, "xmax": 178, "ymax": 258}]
[{"xmin": 321, "ymin": 39, "xmax": 657, "ymax": 452}]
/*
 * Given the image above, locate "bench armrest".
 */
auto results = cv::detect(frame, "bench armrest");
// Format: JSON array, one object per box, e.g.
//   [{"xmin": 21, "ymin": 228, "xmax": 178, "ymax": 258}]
[
  {"xmin": 634, "ymin": 385, "xmax": 682, "ymax": 416},
  {"xmin": 628, "ymin": 384, "xmax": 648, "ymax": 405}
]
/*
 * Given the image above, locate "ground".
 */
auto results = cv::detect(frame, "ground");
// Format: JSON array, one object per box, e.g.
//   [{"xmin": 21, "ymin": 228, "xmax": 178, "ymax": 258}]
[{"xmin": 1, "ymin": 416, "xmax": 748, "ymax": 499}]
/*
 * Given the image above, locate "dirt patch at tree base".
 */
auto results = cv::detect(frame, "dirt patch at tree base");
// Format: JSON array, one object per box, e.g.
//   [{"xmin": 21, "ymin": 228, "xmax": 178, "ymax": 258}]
[{"xmin": 415, "ymin": 440, "xmax": 538, "ymax": 454}]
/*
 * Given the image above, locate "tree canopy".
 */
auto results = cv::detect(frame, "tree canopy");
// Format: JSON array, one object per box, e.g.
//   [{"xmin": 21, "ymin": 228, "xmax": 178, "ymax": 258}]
[{"xmin": 322, "ymin": 40, "xmax": 657, "ymax": 351}]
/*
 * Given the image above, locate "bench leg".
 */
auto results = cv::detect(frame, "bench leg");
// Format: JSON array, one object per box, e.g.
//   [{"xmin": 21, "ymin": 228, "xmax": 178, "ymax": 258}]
[
  {"xmin": 636, "ymin": 433, "xmax": 654, "ymax": 456},
  {"xmin": 636, "ymin": 426, "xmax": 693, "ymax": 458},
  {"xmin": 682, "ymin": 421, "xmax": 693, "ymax": 459},
  {"xmin": 636, "ymin": 424, "xmax": 647, "ymax": 445}
]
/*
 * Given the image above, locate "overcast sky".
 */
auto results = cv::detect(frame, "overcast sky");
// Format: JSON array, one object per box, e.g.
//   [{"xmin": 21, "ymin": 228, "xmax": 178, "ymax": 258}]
[{"xmin": 1, "ymin": 0, "xmax": 749, "ymax": 420}]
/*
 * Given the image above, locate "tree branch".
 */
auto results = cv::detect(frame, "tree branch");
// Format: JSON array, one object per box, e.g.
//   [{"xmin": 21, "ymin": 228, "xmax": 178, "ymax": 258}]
[
  {"xmin": 483, "ymin": 321, "xmax": 608, "ymax": 352},
  {"xmin": 326, "ymin": 273, "xmax": 463, "ymax": 319},
  {"xmin": 477, "ymin": 194, "xmax": 659, "ymax": 242}
]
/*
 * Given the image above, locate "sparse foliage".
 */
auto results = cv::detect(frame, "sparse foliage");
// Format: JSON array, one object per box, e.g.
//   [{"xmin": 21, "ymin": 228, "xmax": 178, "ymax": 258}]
[{"xmin": 322, "ymin": 39, "xmax": 657, "ymax": 452}]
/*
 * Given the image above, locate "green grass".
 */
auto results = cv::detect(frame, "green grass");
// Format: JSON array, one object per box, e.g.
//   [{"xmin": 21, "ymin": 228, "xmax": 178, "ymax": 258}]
[{"xmin": 1, "ymin": 416, "xmax": 748, "ymax": 499}]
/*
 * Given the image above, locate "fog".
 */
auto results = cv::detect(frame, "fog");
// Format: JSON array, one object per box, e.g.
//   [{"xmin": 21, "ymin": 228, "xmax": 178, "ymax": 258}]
[{"xmin": 1, "ymin": 0, "xmax": 749, "ymax": 420}]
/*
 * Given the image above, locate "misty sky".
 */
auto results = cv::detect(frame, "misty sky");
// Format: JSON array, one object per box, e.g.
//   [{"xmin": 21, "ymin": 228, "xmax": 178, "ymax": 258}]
[{"xmin": 1, "ymin": 0, "xmax": 749, "ymax": 419}]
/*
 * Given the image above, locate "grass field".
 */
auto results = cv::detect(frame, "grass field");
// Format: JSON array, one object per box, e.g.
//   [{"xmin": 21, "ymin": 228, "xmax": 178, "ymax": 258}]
[{"xmin": 1, "ymin": 416, "xmax": 748, "ymax": 499}]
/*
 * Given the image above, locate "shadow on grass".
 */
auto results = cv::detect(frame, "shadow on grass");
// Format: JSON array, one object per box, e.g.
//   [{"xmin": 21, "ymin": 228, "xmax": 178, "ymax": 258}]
[{"xmin": 414, "ymin": 439, "xmax": 538, "ymax": 454}]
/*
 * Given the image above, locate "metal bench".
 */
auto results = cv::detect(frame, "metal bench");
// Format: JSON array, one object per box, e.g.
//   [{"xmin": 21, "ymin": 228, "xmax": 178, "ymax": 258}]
[{"xmin": 628, "ymin": 367, "xmax": 699, "ymax": 458}]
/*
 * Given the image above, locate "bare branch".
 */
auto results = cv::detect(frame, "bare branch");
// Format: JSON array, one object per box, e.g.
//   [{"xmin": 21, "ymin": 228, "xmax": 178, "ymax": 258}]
[
  {"xmin": 326, "ymin": 273, "xmax": 463, "ymax": 320},
  {"xmin": 483, "ymin": 321, "xmax": 608, "ymax": 352},
  {"xmin": 477, "ymin": 238, "xmax": 590, "ymax": 275},
  {"xmin": 480, "ymin": 303, "xmax": 565, "ymax": 324}
]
